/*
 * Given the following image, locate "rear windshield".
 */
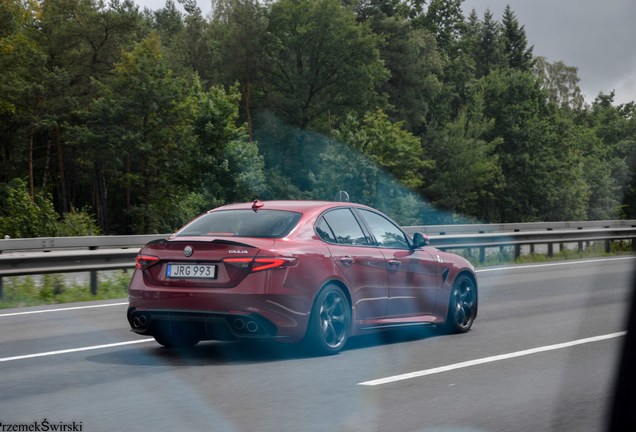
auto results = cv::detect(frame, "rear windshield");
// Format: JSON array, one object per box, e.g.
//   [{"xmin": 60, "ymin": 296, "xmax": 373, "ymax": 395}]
[{"xmin": 175, "ymin": 209, "xmax": 302, "ymax": 238}]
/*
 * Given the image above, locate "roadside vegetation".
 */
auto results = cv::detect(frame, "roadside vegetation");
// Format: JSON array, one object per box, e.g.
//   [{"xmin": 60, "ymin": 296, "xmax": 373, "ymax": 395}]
[
  {"xmin": 461, "ymin": 240, "xmax": 633, "ymax": 267},
  {"xmin": 0, "ymin": 271, "xmax": 130, "ymax": 309},
  {"xmin": 1, "ymin": 0, "xmax": 635, "ymax": 236}
]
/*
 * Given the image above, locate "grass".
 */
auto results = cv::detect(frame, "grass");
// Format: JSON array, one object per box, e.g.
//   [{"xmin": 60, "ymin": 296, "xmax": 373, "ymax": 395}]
[
  {"xmin": 0, "ymin": 241, "xmax": 633, "ymax": 309},
  {"xmin": 459, "ymin": 240, "xmax": 633, "ymax": 268},
  {"xmin": 0, "ymin": 270, "xmax": 131, "ymax": 309}
]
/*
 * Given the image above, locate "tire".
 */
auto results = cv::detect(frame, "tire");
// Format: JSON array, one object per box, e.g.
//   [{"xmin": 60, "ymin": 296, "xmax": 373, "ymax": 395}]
[
  {"xmin": 304, "ymin": 284, "xmax": 351, "ymax": 355},
  {"xmin": 442, "ymin": 274, "xmax": 477, "ymax": 334}
]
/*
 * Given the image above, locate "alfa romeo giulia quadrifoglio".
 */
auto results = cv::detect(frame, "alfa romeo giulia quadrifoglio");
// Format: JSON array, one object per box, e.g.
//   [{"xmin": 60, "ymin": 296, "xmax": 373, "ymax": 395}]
[{"xmin": 127, "ymin": 200, "xmax": 478, "ymax": 355}]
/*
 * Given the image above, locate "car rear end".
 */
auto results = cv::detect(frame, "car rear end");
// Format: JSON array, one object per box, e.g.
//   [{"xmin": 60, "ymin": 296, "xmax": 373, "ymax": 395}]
[{"xmin": 126, "ymin": 206, "xmax": 323, "ymax": 345}]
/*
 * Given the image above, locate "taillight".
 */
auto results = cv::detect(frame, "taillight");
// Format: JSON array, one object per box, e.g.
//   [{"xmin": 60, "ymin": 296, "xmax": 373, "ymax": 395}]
[
  {"xmin": 252, "ymin": 258, "xmax": 288, "ymax": 272},
  {"xmin": 223, "ymin": 257, "xmax": 252, "ymax": 270},
  {"xmin": 223, "ymin": 257, "xmax": 297, "ymax": 272},
  {"xmin": 136, "ymin": 254, "xmax": 159, "ymax": 271}
]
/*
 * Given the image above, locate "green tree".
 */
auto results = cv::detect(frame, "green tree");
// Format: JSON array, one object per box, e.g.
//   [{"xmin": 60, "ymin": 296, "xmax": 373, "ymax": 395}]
[
  {"xmin": 501, "ymin": 5, "xmax": 534, "ymax": 71},
  {"xmin": 576, "ymin": 125, "xmax": 624, "ymax": 219},
  {"xmin": 352, "ymin": 109, "xmax": 431, "ymax": 189},
  {"xmin": 585, "ymin": 93, "xmax": 636, "ymax": 218},
  {"xmin": 152, "ymin": 0, "xmax": 184, "ymax": 46},
  {"xmin": 263, "ymin": 0, "xmax": 388, "ymax": 129},
  {"xmin": 192, "ymin": 83, "xmax": 266, "ymax": 206},
  {"xmin": 367, "ymin": 12, "xmax": 443, "ymax": 133},
  {"xmin": 0, "ymin": 0, "xmax": 46, "ymax": 189},
  {"xmin": 428, "ymin": 6, "xmax": 482, "ymax": 126},
  {"xmin": 474, "ymin": 9, "xmax": 504, "ymax": 78},
  {"xmin": 534, "ymin": 56, "xmax": 585, "ymax": 111},
  {"xmin": 315, "ymin": 137, "xmax": 424, "ymax": 222},
  {"xmin": 212, "ymin": 0, "xmax": 268, "ymax": 138},
  {"xmin": 0, "ymin": 178, "xmax": 58, "ymax": 238},
  {"xmin": 70, "ymin": 34, "xmax": 198, "ymax": 233},
  {"xmin": 310, "ymin": 109, "xmax": 429, "ymax": 222},
  {"xmin": 348, "ymin": 0, "xmax": 421, "ymax": 22},
  {"xmin": 417, "ymin": 0, "xmax": 464, "ymax": 53},
  {"xmin": 57, "ymin": 207, "xmax": 101, "ymax": 236},
  {"xmin": 316, "ymin": 109, "xmax": 430, "ymax": 198},
  {"xmin": 29, "ymin": 0, "xmax": 144, "ymax": 213},
  {"xmin": 532, "ymin": 112, "xmax": 589, "ymax": 221},
  {"xmin": 481, "ymin": 69, "xmax": 588, "ymax": 221},
  {"xmin": 424, "ymin": 93, "xmax": 502, "ymax": 220},
  {"xmin": 167, "ymin": 4, "xmax": 218, "ymax": 86}
]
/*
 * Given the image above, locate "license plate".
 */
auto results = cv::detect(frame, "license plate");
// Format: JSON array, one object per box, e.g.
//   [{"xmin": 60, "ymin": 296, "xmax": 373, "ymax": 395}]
[{"xmin": 166, "ymin": 263, "xmax": 217, "ymax": 279}]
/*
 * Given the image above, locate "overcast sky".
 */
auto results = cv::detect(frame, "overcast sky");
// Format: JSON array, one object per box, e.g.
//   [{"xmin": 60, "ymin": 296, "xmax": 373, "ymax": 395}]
[
  {"xmin": 463, "ymin": 0, "xmax": 636, "ymax": 104},
  {"xmin": 136, "ymin": 0, "xmax": 636, "ymax": 105}
]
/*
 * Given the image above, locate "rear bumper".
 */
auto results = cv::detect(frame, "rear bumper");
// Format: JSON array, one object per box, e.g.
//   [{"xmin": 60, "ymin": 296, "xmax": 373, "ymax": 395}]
[
  {"xmin": 127, "ymin": 286, "xmax": 312, "ymax": 341},
  {"xmin": 127, "ymin": 266, "xmax": 319, "ymax": 342},
  {"xmin": 127, "ymin": 307, "xmax": 284, "ymax": 340}
]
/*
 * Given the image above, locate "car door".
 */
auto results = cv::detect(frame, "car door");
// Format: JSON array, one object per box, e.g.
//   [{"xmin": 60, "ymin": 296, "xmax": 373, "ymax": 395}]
[
  {"xmin": 316, "ymin": 208, "xmax": 389, "ymax": 320},
  {"xmin": 356, "ymin": 209, "xmax": 440, "ymax": 317}
]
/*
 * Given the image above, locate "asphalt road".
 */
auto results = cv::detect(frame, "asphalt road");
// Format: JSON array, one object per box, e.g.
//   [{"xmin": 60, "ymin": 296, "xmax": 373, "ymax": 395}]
[{"xmin": 0, "ymin": 256, "xmax": 633, "ymax": 432}]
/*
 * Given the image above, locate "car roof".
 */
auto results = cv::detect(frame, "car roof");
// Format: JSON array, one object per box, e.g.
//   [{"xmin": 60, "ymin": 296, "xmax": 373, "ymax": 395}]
[{"xmin": 212, "ymin": 200, "xmax": 370, "ymax": 214}]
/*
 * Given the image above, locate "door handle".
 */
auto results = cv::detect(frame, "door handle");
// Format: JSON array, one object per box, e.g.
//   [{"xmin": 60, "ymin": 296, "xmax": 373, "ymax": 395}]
[
  {"xmin": 339, "ymin": 257, "xmax": 354, "ymax": 267},
  {"xmin": 388, "ymin": 259, "xmax": 401, "ymax": 269}
]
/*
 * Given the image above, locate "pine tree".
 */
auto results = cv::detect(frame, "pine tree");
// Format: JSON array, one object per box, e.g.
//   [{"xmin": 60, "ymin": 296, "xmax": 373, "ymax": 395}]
[
  {"xmin": 501, "ymin": 5, "xmax": 534, "ymax": 71},
  {"xmin": 475, "ymin": 9, "xmax": 504, "ymax": 78}
]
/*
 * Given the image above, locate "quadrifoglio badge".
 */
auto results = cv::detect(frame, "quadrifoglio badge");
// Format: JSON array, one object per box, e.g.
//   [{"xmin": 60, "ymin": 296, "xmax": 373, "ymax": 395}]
[{"xmin": 0, "ymin": 420, "xmax": 83, "ymax": 431}]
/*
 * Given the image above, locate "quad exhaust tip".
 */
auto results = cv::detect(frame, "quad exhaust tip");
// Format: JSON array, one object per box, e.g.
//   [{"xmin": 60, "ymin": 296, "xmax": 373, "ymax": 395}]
[
  {"xmin": 132, "ymin": 313, "xmax": 149, "ymax": 329},
  {"xmin": 246, "ymin": 321, "xmax": 258, "ymax": 333},
  {"xmin": 130, "ymin": 312, "xmax": 264, "ymax": 335},
  {"xmin": 232, "ymin": 318, "xmax": 259, "ymax": 333}
]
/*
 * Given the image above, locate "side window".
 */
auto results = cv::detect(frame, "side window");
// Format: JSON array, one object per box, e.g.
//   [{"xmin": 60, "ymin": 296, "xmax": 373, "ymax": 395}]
[
  {"xmin": 321, "ymin": 209, "xmax": 369, "ymax": 246},
  {"xmin": 315, "ymin": 216, "xmax": 337, "ymax": 243},
  {"xmin": 359, "ymin": 209, "xmax": 409, "ymax": 249}
]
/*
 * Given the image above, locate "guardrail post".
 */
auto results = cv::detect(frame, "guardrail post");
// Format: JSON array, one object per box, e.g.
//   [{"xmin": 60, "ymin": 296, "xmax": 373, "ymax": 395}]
[
  {"xmin": 0, "ymin": 277, "xmax": 3, "ymax": 300},
  {"xmin": 90, "ymin": 271, "xmax": 98, "ymax": 295},
  {"xmin": 479, "ymin": 247, "xmax": 485, "ymax": 264},
  {"xmin": 548, "ymin": 243, "xmax": 554, "ymax": 258},
  {"xmin": 605, "ymin": 239, "xmax": 611, "ymax": 254},
  {"xmin": 89, "ymin": 245, "xmax": 98, "ymax": 295},
  {"xmin": 514, "ymin": 244, "xmax": 521, "ymax": 260}
]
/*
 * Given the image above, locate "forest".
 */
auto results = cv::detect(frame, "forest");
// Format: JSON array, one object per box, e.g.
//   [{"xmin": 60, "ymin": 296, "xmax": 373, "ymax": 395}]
[{"xmin": 1, "ymin": 0, "xmax": 635, "ymax": 236}]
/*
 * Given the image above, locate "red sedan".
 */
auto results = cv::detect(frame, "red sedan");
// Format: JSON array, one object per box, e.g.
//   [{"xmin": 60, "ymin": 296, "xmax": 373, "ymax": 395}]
[{"xmin": 127, "ymin": 200, "xmax": 478, "ymax": 355}]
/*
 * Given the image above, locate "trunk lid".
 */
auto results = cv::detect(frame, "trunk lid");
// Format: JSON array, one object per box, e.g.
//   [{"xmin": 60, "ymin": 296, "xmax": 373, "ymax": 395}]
[{"xmin": 136, "ymin": 237, "xmax": 275, "ymax": 288}]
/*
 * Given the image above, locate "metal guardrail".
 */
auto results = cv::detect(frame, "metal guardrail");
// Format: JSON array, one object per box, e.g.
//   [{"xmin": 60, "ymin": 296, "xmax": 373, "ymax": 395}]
[
  {"xmin": 0, "ymin": 235, "xmax": 165, "ymax": 297},
  {"xmin": 402, "ymin": 219, "xmax": 636, "ymax": 235},
  {"xmin": 1, "ymin": 220, "xmax": 635, "ymax": 297},
  {"xmin": 404, "ymin": 220, "xmax": 636, "ymax": 263}
]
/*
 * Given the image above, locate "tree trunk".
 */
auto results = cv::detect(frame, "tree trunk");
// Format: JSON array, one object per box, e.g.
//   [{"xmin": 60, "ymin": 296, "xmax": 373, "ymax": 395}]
[
  {"xmin": 244, "ymin": 80, "xmax": 254, "ymax": 142},
  {"xmin": 94, "ymin": 164, "xmax": 109, "ymax": 234},
  {"xmin": 28, "ymin": 127, "xmax": 35, "ymax": 200},
  {"xmin": 55, "ymin": 126, "xmax": 69, "ymax": 213},
  {"xmin": 126, "ymin": 155, "xmax": 131, "ymax": 235},
  {"xmin": 42, "ymin": 136, "xmax": 51, "ymax": 191}
]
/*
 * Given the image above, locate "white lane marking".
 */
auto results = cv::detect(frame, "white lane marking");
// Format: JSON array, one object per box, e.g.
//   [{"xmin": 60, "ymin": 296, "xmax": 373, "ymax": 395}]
[
  {"xmin": 358, "ymin": 331, "xmax": 626, "ymax": 386},
  {"xmin": 0, "ymin": 302, "xmax": 128, "ymax": 318},
  {"xmin": 0, "ymin": 339, "xmax": 155, "ymax": 363},
  {"xmin": 475, "ymin": 256, "xmax": 635, "ymax": 273}
]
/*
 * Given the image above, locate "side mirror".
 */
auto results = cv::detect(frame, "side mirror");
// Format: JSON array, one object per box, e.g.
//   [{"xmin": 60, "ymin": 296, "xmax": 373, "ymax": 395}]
[{"xmin": 412, "ymin": 232, "xmax": 429, "ymax": 249}]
